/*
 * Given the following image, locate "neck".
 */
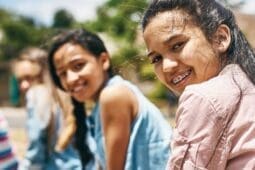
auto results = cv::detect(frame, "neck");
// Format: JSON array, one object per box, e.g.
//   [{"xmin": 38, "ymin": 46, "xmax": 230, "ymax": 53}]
[{"xmin": 91, "ymin": 73, "xmax": 110, "ymax": 102}]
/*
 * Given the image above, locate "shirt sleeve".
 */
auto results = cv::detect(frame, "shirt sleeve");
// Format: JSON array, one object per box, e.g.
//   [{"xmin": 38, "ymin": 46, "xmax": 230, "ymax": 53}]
[
  {"xmin": 24, "ymin": 86, "xmax": 53, "ymax": 165},
  {"xmin": 27, "ymin": 86, "xmax": 53, "ymax": 129},
  {"xmin": 168, "ymin": 90, "xmax": 227, "ymax": 169}
]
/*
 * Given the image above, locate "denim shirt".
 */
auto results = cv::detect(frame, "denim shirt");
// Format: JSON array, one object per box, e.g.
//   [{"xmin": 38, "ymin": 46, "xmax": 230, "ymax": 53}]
[
  {"xmin": 23, "ymin": 85, "xmax": 81, "ymax": 170},
  {"xmin": 87, "ymin": 75, "xmax": 172, "ymax": 170}
]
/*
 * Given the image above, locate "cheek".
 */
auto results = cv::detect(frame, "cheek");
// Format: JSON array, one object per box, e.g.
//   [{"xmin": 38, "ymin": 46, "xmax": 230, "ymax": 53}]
[
  {"xmin": 181, "ymin": 44, "xmax": 198, "ymax": 62},
  {"xmin": 154, "ymin": 65, "xmax": 166, "ymax": 83},
  {"xmin": 182, "ymin": 44, "xmax": 214, "ymax": 67},
  {"xmin": 59, "ymin": 78, "xmax": 68, "ymax": 91},
  {"xmin": 154, "ymin": 65, "xmax": 161, "ymax": 77}
]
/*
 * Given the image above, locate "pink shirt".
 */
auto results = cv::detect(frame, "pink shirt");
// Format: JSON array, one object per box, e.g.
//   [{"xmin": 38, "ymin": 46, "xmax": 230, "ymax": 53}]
[{"xmin": 168, "ymin": 64, "xmax": 255, "ymax": 169}]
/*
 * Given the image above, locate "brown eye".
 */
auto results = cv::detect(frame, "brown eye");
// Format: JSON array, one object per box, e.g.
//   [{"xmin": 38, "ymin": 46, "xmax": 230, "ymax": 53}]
[
  {"xmin": 73, "ymin": 62, "xmax": 85, "ymax": 71},
  {"xmin": 151, "ymin": 55, "xmax": 162, "ymax": 64},
  {"xmin": 172, "ymin": 41, "xmax": 186, "ymax": 52}
]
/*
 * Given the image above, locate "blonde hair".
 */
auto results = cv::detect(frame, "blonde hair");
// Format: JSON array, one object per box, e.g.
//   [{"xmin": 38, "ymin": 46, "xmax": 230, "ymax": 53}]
[
  {"xmin": 54, "ymin": 89, "xmax": 77, "ymax": 151},
  {"xmin": 13, "ymin": 47, "xmax": 76, "ymax": 151}
]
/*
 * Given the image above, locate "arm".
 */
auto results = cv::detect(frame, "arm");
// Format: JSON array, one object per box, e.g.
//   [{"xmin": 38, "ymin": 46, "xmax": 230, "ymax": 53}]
[
  {"xmin": 169, "ymin": 90, "xmax": 228, "ymax": 169},
  {"xmin": 100, "ymin": 85, "xmax": 137, "ymax": 170}
]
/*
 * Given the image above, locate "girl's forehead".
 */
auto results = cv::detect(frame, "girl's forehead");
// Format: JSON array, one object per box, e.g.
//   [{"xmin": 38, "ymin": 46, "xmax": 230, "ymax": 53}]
[
  {"xmin": 144, "ymin": 10, "xmax": 194, "ymax": 44},
  {"xmin": 14, "ymin": 60, "xmax": 41, "ymax": 78},
  {"xmin": 54, "ymin": 43, "xmax": 83, "ymax": 62},
  {"xmin": 53, "ymin": 43, "xmax": 95, "ymax": 69},
  {"xmin": 55, "ymin": 43, "xmax": 79, "ymax": 57},
  {"xmin": 147, "ymin": 10, "xmax": 191, "ymax": 32}
]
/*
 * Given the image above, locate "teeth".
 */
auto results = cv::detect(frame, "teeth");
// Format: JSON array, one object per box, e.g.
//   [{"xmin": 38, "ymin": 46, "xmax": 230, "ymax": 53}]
[
  {"xmin": 72, "ymin": 85, "xmax": 84, "ymax": 92},
  {"xmin": 172, "ymin": 70, "xmax": 191, "ymax": 84}
]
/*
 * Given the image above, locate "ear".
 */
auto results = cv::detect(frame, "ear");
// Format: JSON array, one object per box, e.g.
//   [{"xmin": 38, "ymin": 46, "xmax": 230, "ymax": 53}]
[
  {"xmin": 99, "ymin": 52, "xmax": 110, "ymax": 71},
  {"xmin": 212, "ymin": 24, "xmax": 231, "ymax": 54}
]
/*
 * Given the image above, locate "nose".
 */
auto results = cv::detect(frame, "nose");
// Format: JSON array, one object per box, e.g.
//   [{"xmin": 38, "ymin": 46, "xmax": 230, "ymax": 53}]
[
  {"xmin": 20, "ymin": 80, "xmax": 30, "ymax": 93},
  {"xmin": 162, "ymin": 57, "xmax": 178, "ymax": 73},
  {"xmin": 66, "ymin": 70, "xmax": 79, "ymax": 85}
]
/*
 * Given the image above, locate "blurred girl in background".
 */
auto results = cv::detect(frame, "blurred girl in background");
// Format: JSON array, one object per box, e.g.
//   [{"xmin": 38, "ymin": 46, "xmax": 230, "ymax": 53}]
[{"xmin": 12, "ymin": 47, "xmax": 81, "ymax": 170}]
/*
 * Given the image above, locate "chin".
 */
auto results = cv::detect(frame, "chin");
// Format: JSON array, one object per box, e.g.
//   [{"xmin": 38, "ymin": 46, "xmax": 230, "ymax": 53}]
[{"xmin": 72, "ymin": 95, "xmax": 85, "ymax": 103}]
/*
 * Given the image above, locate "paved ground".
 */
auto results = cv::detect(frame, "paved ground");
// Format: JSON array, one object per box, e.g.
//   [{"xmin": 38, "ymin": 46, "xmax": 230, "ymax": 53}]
[{"xmin": 0, "ymin": 107, "xmax": 28, "ymax": 160}]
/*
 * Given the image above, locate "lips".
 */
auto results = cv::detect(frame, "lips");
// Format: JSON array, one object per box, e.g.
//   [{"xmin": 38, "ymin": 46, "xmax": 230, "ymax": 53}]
[
  {"xmin": 70, "ymin": 81, "xmax": 87, "ymax": 94},
  {"xmin": 72, "ymin": 85, "xmax": 84, "ymax": 93},
  {"xmin": 172, "ymin": 69, "xmax": 192, "ymax": 85}
]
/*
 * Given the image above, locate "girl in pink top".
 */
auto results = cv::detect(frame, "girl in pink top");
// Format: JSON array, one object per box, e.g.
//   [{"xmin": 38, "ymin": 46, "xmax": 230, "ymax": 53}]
[{"xmin": 142, "ymin": 0, "xmax": 255, "ymax": 169}]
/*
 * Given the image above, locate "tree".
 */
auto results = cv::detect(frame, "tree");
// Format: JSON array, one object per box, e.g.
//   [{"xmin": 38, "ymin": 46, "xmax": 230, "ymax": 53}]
[
  {"xmin": 52, "ymin": 9, "xmax": 74, "ymax": 28},
  {"xmin": 85, "ymin": 0, "xmax": 148, "ymax": 76},
  {"xmin": 0, "ymin": 9, "xmax": 49, "ymax": 61}
]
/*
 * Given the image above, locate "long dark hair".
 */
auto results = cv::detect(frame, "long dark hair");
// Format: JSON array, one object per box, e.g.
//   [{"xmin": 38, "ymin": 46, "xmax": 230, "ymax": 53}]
[
  {"xmin": 71, "ymin": 98, "xmax": 92, "ymax": 168},
  {"xmin": 142, "ymin": 0, "xmax": 255, "ymax": 85}
]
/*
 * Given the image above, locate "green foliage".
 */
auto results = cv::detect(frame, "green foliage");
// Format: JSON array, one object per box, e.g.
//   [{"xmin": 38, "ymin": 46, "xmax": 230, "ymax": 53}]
[
  {"xmin": 0, "ymin": 9, "xmax": 12, "ymax": 24},
  {"xmin": 139, "ymin": 62, "xmax": 156, "ymax": 81},
  {"xmin": 52, "ymin": 9, "xmax": 74, "ymax": 28},
  {"xmin": 0, "ymin": 8, "xmax": 50, "ymax": 61},
  {"xmin": 1, "ymin": 22, "xmax": 32, "ymax": 59},
  {"xmin": 84, "ymin": 0, "xmax": 149, "ymax": 78},
  {"xmin": 111, "ymin": 45, "xmax": 140, "ymax": 71},
  {"xmin": 86, "ymin": 0, "xmax": 147, "ymax": 41},
  {"xmin": 148, "ymin": 81, "xmax": 169, "ymax": 101}
]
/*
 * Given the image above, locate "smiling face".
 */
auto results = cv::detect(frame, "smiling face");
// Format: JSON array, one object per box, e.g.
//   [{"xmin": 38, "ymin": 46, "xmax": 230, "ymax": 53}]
[
  {"xmin": 53, "ymin": 43, "xmax": 110, "ymax": 102},
  {"xmin": 143, "ymin": 10, "xmax": 222, "ymax": 95}
]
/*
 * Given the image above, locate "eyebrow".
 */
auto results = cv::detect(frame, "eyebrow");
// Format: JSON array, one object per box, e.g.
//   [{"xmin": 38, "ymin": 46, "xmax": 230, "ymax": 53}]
[
  {"xmin": 163, "ymin": 33, "xmax": 183, "ymax": 45},
  {"xmin": 146, "ymin": 33, "xmax": 183, "ymax": 57},
  {"xmin": 69, "ymin": 54, "xmax": 83, "ymax": 62}
]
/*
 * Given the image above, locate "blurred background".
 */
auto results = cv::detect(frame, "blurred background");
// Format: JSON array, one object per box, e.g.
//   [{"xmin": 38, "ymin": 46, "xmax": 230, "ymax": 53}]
[{"xmin": 0, "ymin": 0, "xmax": 254, "ymax": 158}]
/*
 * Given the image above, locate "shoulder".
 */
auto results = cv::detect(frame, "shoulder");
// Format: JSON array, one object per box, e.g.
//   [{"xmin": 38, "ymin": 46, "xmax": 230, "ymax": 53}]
[
  {"xmin": 99, "ymin": 84, "xmax": 137, "ymax": 109},
  {"xmin": 98, "ymin": 83, "xmax": 140, "ymax": 136},
  {"xmin": 182, "ymin": 69, "xmax": 241, "ymax": 114},
  {"xmin": 27, "ymin": 84, "xmax": 52, "ymax": 101},
  {"xmin": 98, "ymin": 83, "xmax": 138, "ymax": 123},
  {"xmin": 174, "ymin": 74, "xmax": 241, "ymax": 139},
  {"xmin": 177, "ymin": 69, "xmax": 243, "ymax": 126},
  {"xmin": 26, "ymin": 84, "xmax": 54, "ymax": 112},
  {"xmin": 29, "ymin": 84, "xmax": 50, "ymax": 95}
]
